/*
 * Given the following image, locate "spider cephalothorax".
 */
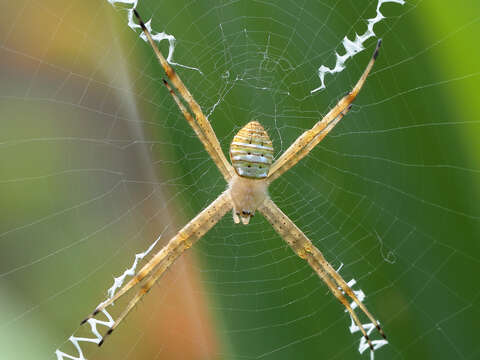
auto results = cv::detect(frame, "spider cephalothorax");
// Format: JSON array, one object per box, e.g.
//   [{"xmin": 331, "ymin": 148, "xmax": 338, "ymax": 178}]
[{"xmin": 229, "ymin": 121, "xmax": 273, "ymax": 224}]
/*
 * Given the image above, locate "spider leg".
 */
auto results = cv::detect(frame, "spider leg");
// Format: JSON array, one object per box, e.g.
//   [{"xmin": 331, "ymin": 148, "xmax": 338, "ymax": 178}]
[
  {"xmin": 80, "ymin": 240, "xmax": 174, "ymax": 323},
  {"xmin": 308, "ymin": 255, "xmax": 375, "ymax": 350},
  {"xmin": 259, "ymin": 198, "xmax": 385, "ymax": 350},
  {"xmin": 268, "ymin": 40, "xmax": 381, "ymax": 183},
  {"xmin": 98, "ymin": 255, "xmax": 172, "ymax": 346},
  {"xmin": 81, "ymin": 190, "xmax": 232, "ymax": 337},
  {"xmin": 309, "ymin": 241, "xmax": 386, "ymax": 339},
  {"xmin": 162, "ymin": 78, "xmax": 221, "ymax": 167},
  {"xmin": 133, "ymin": 10, "xmax": 234, "ymax": 182}
]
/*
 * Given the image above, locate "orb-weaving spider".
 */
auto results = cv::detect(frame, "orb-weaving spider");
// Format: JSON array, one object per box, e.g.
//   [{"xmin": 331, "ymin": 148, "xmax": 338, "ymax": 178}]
[{"xmin": 82, "ymin": 9, "xmax": 386, "ymax": 351}]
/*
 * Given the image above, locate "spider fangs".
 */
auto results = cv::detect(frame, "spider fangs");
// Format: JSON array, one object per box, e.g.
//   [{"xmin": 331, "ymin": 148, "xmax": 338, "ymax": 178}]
[{"xmin": 229, "ymin": 121, "xmax": 273, "ymax": 224}]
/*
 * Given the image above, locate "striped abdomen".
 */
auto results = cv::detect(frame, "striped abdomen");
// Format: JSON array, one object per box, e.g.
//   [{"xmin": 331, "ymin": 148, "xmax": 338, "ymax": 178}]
[{"xmin": 230, "ymin": 121, "xmax": 274, "ymax": 179}]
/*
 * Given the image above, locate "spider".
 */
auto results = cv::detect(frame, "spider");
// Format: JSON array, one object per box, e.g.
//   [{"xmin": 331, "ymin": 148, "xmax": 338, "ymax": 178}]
[{"xmin": 82, "ymin": 9, "xmax": 386, "ymax": 351}]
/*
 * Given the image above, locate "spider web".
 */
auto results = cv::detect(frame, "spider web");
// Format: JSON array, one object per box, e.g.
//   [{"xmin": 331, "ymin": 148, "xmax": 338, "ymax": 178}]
[{"xmin": 1, "ymin": 1, "xmax": 480, "ymax": 359}]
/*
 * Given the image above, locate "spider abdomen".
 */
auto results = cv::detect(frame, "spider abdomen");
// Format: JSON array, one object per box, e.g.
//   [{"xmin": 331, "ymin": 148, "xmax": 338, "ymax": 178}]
[{"xmin": 229, "ymin": 121, "xmax": 273, "ymax": 179}]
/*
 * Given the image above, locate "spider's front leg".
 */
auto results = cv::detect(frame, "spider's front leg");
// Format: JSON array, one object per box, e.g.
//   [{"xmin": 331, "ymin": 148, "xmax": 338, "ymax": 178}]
[
  {"xmin": 81, "ymin": 190, "xmax": 233, "ymax": 345},
  {"xmin": 259, "ymin": 198, "xmax": 386, "ymax": 351}
]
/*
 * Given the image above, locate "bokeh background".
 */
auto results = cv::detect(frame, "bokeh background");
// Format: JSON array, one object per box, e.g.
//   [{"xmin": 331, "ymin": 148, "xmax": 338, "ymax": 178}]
[{"xmin": 1, "ymin": 0, "xmax": 479, "ymax": 359}]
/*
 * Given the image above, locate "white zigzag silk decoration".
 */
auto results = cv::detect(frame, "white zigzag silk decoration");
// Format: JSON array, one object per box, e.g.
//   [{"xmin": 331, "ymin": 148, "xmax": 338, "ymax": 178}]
[
  {"xmin": 311, "ymin": 0, "xmax": 405, "ymax": 93},
  {"xmin": 54, "ymin": 237, "xmax": 161, "ymax": 360},
  {"xmin": 107, "ymin": 0, "xmax": 201, "ymax": 72}
]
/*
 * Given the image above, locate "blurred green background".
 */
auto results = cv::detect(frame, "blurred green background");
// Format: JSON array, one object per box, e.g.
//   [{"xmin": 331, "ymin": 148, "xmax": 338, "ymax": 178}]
[{"xmin": 1, "ymin": 0, "xmax": 479, "ymax": 359}]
